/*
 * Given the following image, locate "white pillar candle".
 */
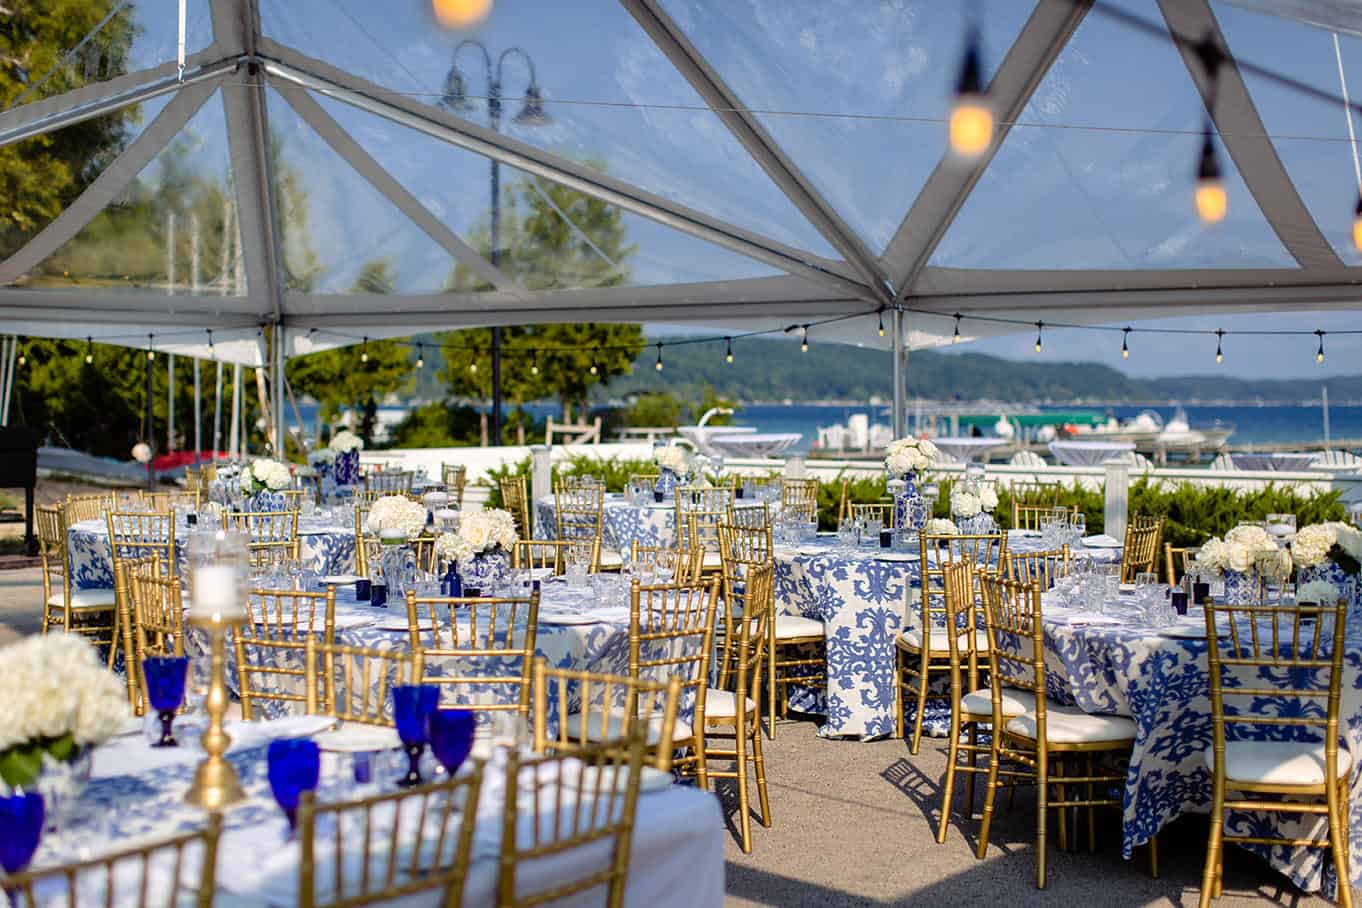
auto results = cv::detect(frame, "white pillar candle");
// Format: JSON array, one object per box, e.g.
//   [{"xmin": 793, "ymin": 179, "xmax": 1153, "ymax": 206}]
[{"xmin": 191, "ymin": 564, "xmax": 243, "ymax": 620}]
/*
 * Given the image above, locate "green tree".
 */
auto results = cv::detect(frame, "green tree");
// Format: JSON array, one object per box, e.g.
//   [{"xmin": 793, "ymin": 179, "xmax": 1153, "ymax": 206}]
[
  {"xmin": 441, "ymin": 175, "xmax": 644, "ymax": 415},
  {"xmin": 286, "ymin": 259, "xmax": 413, "ymax": 444}
]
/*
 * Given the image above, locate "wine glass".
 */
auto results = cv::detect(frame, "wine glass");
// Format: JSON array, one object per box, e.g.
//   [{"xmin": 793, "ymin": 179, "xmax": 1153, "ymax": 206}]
[
  {"xmin": 142, "ymin": 656, "xmax": 189, "ymax": 747},
  {"xmin": 430, "ymin": 709, "xmax": 477, "ymax": 777},
  {"xmin": 0, "ymin": 792, "xmax": 44, "ymax": 878},
  {"xmin": 267, "ymin": 739, "xmax": 320, "ymax": 838},
  {"xmin": 393, "ymin": 684, "xmax": 440, "ymax": 787}
]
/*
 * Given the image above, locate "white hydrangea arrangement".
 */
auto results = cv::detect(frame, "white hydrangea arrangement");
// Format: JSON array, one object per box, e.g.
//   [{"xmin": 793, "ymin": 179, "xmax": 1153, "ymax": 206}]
[
  {"xmin": 330, "ymin": 430, "xmax": 363, "ymax": 453},
  {"xmin": 1297, "ymin": 579, "xmax": 1343, "ymax": 605},
  {"xmin": 308, "ymin": 447, "xmax": 337, "ymax": 464},
  {"xmin": 884, "ymin": 437, "xmax": 939, "ymax": 475},
  {"xmin": 978, "ymin": 483, "xmax": 999, "ymax": 512},
  {"xmin": 655, "ymin": 444, "xmax": 692, "ymax": 477},
  {"xmin": 950, "ymin": 488, "xmax": 981, "ymax": 518},
  {"xmin": 364, "ymin": 495, "xmax": 428, "ymax": 540},
  {"xmin": 240, "ymin": 457, "xmax": 291, "ymax": 493},
  {"xmin": 1195, "ymin": 524, "xmax": 1281, "ymax": 575},
  {"xmin": 0, "ymin": 635, "xmax": 128, "ymax": 788},
  {"xmin": 925, "ymin": 517, "xmax": 959, "ymax": 536},
  {"xmin": 434, "ymin": 508, "xmax": 518, "ymax": 566},
  {"xmin": 1292, "ymin": 521, "xmax": 1362, "ymax": 574}
]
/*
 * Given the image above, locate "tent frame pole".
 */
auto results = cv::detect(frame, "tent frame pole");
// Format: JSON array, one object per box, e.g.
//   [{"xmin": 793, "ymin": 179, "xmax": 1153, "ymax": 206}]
[{"xmin": 892, "ymin": 310, "xmax": 905, "ymax": 439}]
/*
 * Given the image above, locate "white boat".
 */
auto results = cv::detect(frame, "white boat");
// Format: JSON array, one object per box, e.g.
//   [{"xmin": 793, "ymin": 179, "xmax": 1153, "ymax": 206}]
[{"xmin": 1072, "ymin": 408, "xmax": 1233, "ymax": 454}]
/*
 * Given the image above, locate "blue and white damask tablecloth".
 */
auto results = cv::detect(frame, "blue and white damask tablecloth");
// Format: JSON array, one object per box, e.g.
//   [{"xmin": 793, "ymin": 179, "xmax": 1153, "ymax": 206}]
[
  {"xmin": 535, "ymin": 494, "xmax": 676, "ymax": 551},
  {"xmin": 29, "ymin": 716, "xmax": 723, "ymax": 907},
  {"xmin": 66, "ymin": 517, "xmax": 356, "ymax": 590},
  {"xmin": 773, "ymin": 531, "xmax": 1122, "ymax": 740},
  {"xmin": 1033, "ymin": 594, "xmax": 1362, "ymax": 897}
]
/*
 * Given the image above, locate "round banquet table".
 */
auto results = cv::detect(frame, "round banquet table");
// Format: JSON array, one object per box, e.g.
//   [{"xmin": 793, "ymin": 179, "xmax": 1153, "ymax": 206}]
[
  {"xmin": 1047, "ymin": 439, "xmax": 1136, "ymax": 466},
  {"xmin": 66, "ymin": 516, "xmax": 356, "ymax": 591},
  {"xmin": 31, "ymin": 715, "xmax": 723, "ymax": 908},
  {"xmin": 772, "ymin": 529, "xmax": 1122, "ymax": 740},
  {"xmin": 930, "ymin": 436, "xmax": 1007, "ymax": 464},
  {"xmin": 536, "ymin": 494, "xmax": 678, "ymax": 552},
  {"xmin": 1229, "ymin": 451, "xmax": 1319, "ymax": 472},
  {"xmin": 1029, "ymin": 588, "xmax": 1362, "ymax": 897}
]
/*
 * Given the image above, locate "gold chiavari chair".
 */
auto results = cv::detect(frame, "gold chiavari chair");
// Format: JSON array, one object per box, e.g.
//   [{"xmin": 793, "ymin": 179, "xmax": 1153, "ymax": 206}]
[
  {"xmin": 366, "ymin": 470, "xmax": 415, "ymax": 494},
  {"xmin": 704, "ymin": 557, "xmax": 774, "ymax": 853},
  {"xmin": 628, "ymin": 471, "xmax": 659, "ymax": 486},
  {"xmin": 405, "ymin": 589, "xmax": 541, "ymax": 716},
  {"xmin": 1009, "ymin": 481, "xmax": 1063, "ymax": 508},
  {"xmin": 1003, "ymin": 546, "xmax": 1071, "ymax": 589},
  {"xmin": 554, "ymin": 481, "xmax": 605, "ymax": 570},
  {"xmin": 1121, "ymin": 515, "xmax": 1164, "ymax": 582},
  {"xmin": 63, "ymin": 491, "xmax": 115, "ymax": 525},
  {"xmin": 1012, "ymin": 503, "xmax": 1073, "ymax": 532},
  {"xmin": 836, "ymin": 478, "xmax": 850, "ymax": 524},
  {"xmin": 107, "ymin": 510, "xmax": 177, "ymax": 701},
  {"xmin": 630, "ymin": 540, "xmax": 704, "ymax": 585},
  {"xmin": 305, "ymin": 639, "xmax": 419, "ymax": 727},
  {"xmin": 780, "ymin": 477, "xmax": 819, "ymax": 522},
  {"xmin": 36, "ymin": 505, "xmax": 118, "ymax": 666},
  {"xmin": 727, "ymin": 502, "xmax": 771, "ymax": 531},
  {"xmin": 678, "ymin": 485, "xmax": 734, "ymax": 571},
  {"xmin": 140, "ymin": 488, "xmax": 201, "ymax": 512},
  {"xmin": 1164, "ymin": 543, "xmax": 1199, "ymax": 585},
  {"xmin": 352, "ymin": 489, "xmax": 388, "ymax": 507},
  {"xmin": 1198, "ymin": 596, "xmax": 1352, "ymax": 908},
  {"xmin": 532, "ymin": 657, "xmax": 681, "ymax": 771},
  {"xmin": 297, "ymin": 771, "xmax": 483, "ymax": 908},
  {"xmin": 499, "ymin": 475, "xmax": 532, "ymax": 540},
  {"xmin": 512, "ymin": 539, "xmax": 570, "ymax": 574},
  {"xmin": 896, "ymin": 531, "xmax": 1005, "ymax": 754},
  {"xmin": 1, "ymin": 814, "xmax": 222, "ymax": 908},
  {"xmin": 224, "ymin": 508, "xmax": 301, "ymax": 572},
  {"xmin": 235, "ymin": 586, "xmax": 337, "ymax": 720},
  {"xmin": 628, "ymin": 578, "xmax": 718, "ymax": 785},
  {"xmin": 280, "ymin": 488, "xmax": 308, "ymax": 510},
  {"xmin": 442, "ymin": 463, "xmax": 468, "ymax": 508},
  {"xmin": 976, "ymin": 574, "xmax": 1146, "ymax": 888},
  {"xmin": 935, "ymin": 561, "xmax": 1035, "ymax": 845},
  {"xmin": 126, "ymin": 557, "xmax": 187, "ymax": 714},
  {"xmin": 849, "ymin": 502, "xmax": 896, "ymax": 529},
  {"xmin": 496, "ymin": 735, "xmax": 647, "ymax": 908}
]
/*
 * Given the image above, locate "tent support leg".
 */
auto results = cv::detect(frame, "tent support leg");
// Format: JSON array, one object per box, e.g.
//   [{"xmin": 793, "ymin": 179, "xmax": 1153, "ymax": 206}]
[{"xmin": 892, "ymin": 309, "xmax": 905, "ymax": 439}]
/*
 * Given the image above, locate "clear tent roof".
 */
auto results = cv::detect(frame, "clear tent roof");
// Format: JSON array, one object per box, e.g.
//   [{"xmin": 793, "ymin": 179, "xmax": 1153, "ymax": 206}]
[{"xmin": 2, "ymin": 0, "xmax": 1362, "ymax": 365}]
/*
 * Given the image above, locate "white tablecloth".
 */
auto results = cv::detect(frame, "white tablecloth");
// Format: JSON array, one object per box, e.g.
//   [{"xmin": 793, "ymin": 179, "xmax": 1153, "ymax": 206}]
[
  {"xmin": 930, "ymin": 437, "xmax": 1005, "ymax": 463},
  {"xmin": 1047, "ymin": 439, "xmax": 1136, "ymax": 466},
  {"xmin": 1229, "ymin": 451, "xmax": 1318, "ymax": 472}
]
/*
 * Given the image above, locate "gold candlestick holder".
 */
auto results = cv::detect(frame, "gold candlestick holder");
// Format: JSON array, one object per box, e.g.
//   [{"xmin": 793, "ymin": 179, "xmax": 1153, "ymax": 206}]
[{"xmin": 185, "ymin": 613, "xmax": 247, "ymax": 810}]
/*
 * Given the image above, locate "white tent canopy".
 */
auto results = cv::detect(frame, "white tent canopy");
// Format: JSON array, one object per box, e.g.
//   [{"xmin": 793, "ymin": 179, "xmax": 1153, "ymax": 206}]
[{"xmin": 3, "ymin": 0, "xmax": 1362, "ymax": 438}]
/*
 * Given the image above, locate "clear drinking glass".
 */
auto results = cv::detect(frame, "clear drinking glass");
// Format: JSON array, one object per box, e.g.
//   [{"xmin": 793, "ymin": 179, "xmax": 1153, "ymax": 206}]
[{"xmin": 836, "ymin": 519, "xmax": 857, "ymax": 551}]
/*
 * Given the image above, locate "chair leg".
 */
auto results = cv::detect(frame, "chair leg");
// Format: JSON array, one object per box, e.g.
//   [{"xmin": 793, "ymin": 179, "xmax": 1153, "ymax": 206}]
[
  {"xmin": 893, "ymin": 649, "xmax": 905, "ymax": 741},
  {"xmin": 735, "ymin": 713, "xmax": 753, "ymax": 854},
  {"xmin": 1055, "ymin": 756, "xmax": 1068, "ymax": 853},
  {"xmin": 693, "ymin": 733, "xmax": 708, "ymax": 791},
  {"xmin": 937, "ymin": 708, "xmax": 963, "ymax": 844},
  {"xmin": 766, "ymin": 636, "xmax": 777, "ymax": 741},
  {"xmin": 1331, "ymin": 780, "xmax": 1353, "ymax": 908},
  {"xmin": 975, "ymin": 735, "xmax": 1002, "ymax": 861},
  {"xmin": 1086, "ymin": 753, "xmax": 1097, "ymax": 853},
  {"xmin": 909, "ymin": 657, "xmax": 929, "ymax": 756},
  {"xmin": 751, "ymin": 712, "xmax": 772, "ymax": 828},
  {"xmin": 1148, "ymin": 832, "xmax": 1159, "ymax": 880},
  {"xmin": 1198, "ymin": 787, "xmax": 1225, "ymax": 908},
  {"xmin": 966, "ymin": 722, "xmax": 979, "ymax": 821},
  {"xmin": 1036, "ymin": 753, "xmax": 1049, "ymax": 889}
]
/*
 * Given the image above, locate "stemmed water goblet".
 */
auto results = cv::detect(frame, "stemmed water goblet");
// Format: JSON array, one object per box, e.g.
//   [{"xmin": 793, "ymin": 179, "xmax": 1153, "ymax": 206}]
[
  {"xmin": 430, "ymin": 709, "xmax": 477, "ymax": 778},
  {"xmin": 0, "ymin": 791, "xmax": 44, "ymax": 880},
  {"xmin": 393, "ymin": 684, "xmax": 440, "ymax": 787},
  {"xmin": 143, "ymin": 656, "xmax": 189, "ymax": 747},
  {"xmin": 267, "ymin": 738, "xmax": 321, "ymax": 838}
]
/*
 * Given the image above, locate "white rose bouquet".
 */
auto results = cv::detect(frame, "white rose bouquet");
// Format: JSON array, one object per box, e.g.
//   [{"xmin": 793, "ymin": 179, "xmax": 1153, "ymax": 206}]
[
  {"xmin": 884, "ymin": 437, "xmax": 939, "ymax": 475},
  {"xmin": 330, "ymin": 430, "xmax": 363, "ymax": 453},
  {"xmin": 1196, "ymin": 525, "xmax": 1280, "ymax": 576},
  {"xmin": 434, "ymin": 508, "xmax": 518, "ymax": 566},
  {"xmin": 951, "ymin": 488, "xmax": 981, "ymax": 518},
  {"xmin": 0, "ymin": 636, "xmax": 129, "ymax": 788},
  {"xmin": 978, "ymin": 483, "xmax": 999, "ymax": 512},
  {"xmin": 1194, "ymin": 538, "xmax": 1231, "ymax": 575},
  {"xmin": 1291, "ymin": 521, "xmax": 1362, "ymax": 575},
  {"xmin": 240, "ymin": 457, "xmax": 291, "ymax": 493},
  {"xmin": 655, "ymin": 445, "xmax": 692, "ymax": 477},
  {"xmin": 364, "ymin": 495, "xmax": 428, "ymax": 540},
  {"xmin": 925, "ymin": 517, "xmax": 959, "ymax": 536},
  {"xmin": 1298, "ymin": 579, "xmax": 1343, "ymax": 604}
]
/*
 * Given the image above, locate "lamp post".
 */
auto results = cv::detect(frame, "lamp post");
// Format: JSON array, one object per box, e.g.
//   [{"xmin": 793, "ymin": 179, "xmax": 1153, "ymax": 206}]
[{"xmin": 441, "ymin": 41, "xmax": 550, "ymax": 447}]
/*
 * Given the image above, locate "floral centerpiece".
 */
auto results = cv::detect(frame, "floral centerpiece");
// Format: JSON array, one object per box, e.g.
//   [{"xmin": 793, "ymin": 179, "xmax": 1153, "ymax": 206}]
[
  {"xmin": 330, "ymin": 430, "xmax": 363, "ymax": 486},
  {"xmin": 0, "ymin": 636, "xmax": 128, "ymax": 828},
  {"xmin": 653, "ymin": 445, "xmax": 692, "ymax": 500},
  {"xmin": 239, "ymin": 457, "xmax": 291, "ymax": 511},
  {"xmin": 979, "ymin": 483, "xmax": 998, "ymax": 513},
  {"xmin": 1298, "ymin": 579, "xmax": 1344, "ymax": 606},
  {"xmin": 364, "ymin": 496, "xmax": 428, "ymax": 599},
  {"xmin": 951, "ymin": 486, "xmax": 994, "ymax": 535},
  {"xmin": 1292, "ymin": 521, "xmax": 1362, "ymax": 612},
  {"xmin": 434, "ymin": 508, "xmax": 519, "ymax": 594},
  {"xmin": 884, "ymin": 437, "xmax": 938, "ymax": 534},
  {"xmin": 1195, "ymin": 524, "xmax": 1281, "ymax": 604},
  {"xmin": 925, "ymin": 517, "xmax": 959, "ymax": 536}
]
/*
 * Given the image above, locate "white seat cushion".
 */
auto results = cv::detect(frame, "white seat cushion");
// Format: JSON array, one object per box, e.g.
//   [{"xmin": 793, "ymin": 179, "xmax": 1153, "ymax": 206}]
[
  {"xmin": 705, "ymin": 688, "xmax": 757, "ymax": 719},
  {"xmin": 774, "ymin": 614, "xmax": 823, "ymax": 639},
  {"xmin": 565, "ymin": 709, "xmax": 692, "ymax": 745},
  {"xmin": 961, "ymin": 687, "xmax": 1035, "ymax": 718},
  {"xmin": 700, "ymin": 551, "xmax": 723, "ymax": 569},
  {"xmin": 896, "ymin": 628, "xmax": 990, "ymax": 653},
  {"xmin": 47, "ymin": 588, "xmax": 117, "ymax": 609},
  {"xmin": 1006, "ymin": 704, "xmax": 1137, "ymax": 744},
  {"xmin": 597, "ymin": 550, "xmax": 623, "ymax": 568},
  {"xmin": 1204, "ymin": 741, "xmax": 1354, "ymax": 786}
]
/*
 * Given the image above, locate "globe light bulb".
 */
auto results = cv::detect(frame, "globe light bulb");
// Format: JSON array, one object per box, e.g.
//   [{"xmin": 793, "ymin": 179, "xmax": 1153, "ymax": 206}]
[
  {"xmin": 1195, "ymin": 180, "xmax": 1227, "ymax": 224},
  {"xmin": 1353, "ymin": 195, "xmax": 1362, "ymax": 252},
  {"xmin": 531, "ymin": 362, "xmax": 540, "ymax": 376},
  {"xmin": 469, "ymin": 361, "xmax": 478, "ymax": 374},
  {"xmin": 950, "ymin": 100, "xmax": 993, "ymax": 157},
  {"xmin": 431, "ymin": 0, "xmax": 492, "ymax": 29},
  {"xmin": 589, "ymin": 363, "xmax": 598, "ymax": 376}
]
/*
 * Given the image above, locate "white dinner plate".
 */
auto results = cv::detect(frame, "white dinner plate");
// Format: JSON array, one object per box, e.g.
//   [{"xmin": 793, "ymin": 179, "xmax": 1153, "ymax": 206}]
[
  {"xmin": 796, "ymin": 546, "xmax": 830, "ymax": 557},
  {"xmin": 1082, "ymin": 535, "xmax": 1123, "ymax": 548},
  {"xmin": 539, "ymin": 612, "xmax": 602, "ymax": 625},
  {"xmin": 319, "ymin": 574, "xmax": 364, "ymax": 585},
  {"xmin": 313, "ymin": 725, "xmax": 402, "ymax": 752},
  {"xmin": 373, "ymin": 615, "xmax": 413, "ymax": 631},
  {"xmin": 874, "ymin": 552, "xmax": 918, "ymax": 562},
  {"xmin": 1118, "ymin": 583, "xmax": 1138, "ymax": 593}
]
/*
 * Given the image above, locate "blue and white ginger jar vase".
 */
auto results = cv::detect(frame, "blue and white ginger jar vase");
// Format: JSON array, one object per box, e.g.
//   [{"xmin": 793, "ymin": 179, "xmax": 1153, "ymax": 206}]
[{"xmin": 894, "ymin": 471, "xmax": 929, "ymax": 534}]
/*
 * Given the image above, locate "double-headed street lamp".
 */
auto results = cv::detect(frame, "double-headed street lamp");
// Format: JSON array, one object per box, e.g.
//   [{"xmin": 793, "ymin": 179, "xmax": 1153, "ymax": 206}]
[{"xmin": 441, "ymin": 41, "xmax": 550, "ymax": 446}]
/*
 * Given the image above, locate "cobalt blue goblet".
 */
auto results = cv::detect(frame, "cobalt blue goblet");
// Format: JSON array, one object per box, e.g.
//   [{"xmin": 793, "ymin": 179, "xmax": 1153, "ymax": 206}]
[
  {"xmin": 429, "ymin": 709, "xmax": 477, "ymax": 777},
  {"xmin": 0, "ymin": 792, "xmax": 44, "ymax": 876},
  {"xmin": 143, "ymin": 656, "xmax": 189, "ymax": 747},
  {"xmin": 267, "ymin": 738, "xmax": 320, "ymax": 837},
  {"xmin": 392, "ymin": 684, "xmax": 440, "ymax": 787}
]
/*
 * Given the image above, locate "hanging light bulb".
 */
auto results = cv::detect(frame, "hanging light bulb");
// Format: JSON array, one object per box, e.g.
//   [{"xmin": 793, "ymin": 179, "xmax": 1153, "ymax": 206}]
[
  {"xmin": 1195, "ymin": 124, "xmax": 1227, "ymax": 224},
  {"xmin": 952, "ymin": 313, "xmax": 962, "ymax": 344},
  {"xmin": 1353, "ymin": 194, "xmax": 1362, "ymax": 252},
  {"xmin": 146, "ymin": 335, "xmax": 154, "ymax": 361},
  {"xmin": 1121, "ymin": 328, "xmax": 1130, "ymax": 360},
  {"xmin": 1316, "ymin": 330, "xmax": 1326, "ymax": 364},
  {"xmin": 530, "ymin": 352, "xmax": 540, "ymax": 376},
  {"xmin": 85, "ymin": 337, "xmax": 94, "ymax": 365},
  {"xmin": 877, "ymin": 309, "xmax": 886, "ymax": 338},
  {"xmin": 1215, "ymin": 330, "xmax": 1224, "ymax": 364},
  {"xmin": 589, "ymin": 361, "xmax": 599, "ymax": 376},
  {"xmin": 468, "ymin": 352, "xmax": 478, "ymax": 374},
  {"xmin": 1033, "ymin": 321, "xmax": 1043, "ymax": 353},
  {"xmin": 431, "ymin": 0, "xmax": 493, "ymax": 30},
  {"xmin": 207, "ymin": 330, "xmax": 216, "ymax": 362},
  {"xmin": 725, "ymin": 337, "xmax": 734, "ymax": 364},
  {"xmin": 654, "ymin": 343, "xmax": 664, "ymax": 372},
  {"xmin": 415, "ymin": 344, "xmax": 424, "ymax": 369},
  {"xmin": 16, "ymin": 346, "xmax": 25, "ymax": 367},
  {"xmin": 360, "ymin": 337, "xmax": 369, "ymax": 364},
  {"xmin": 950, "ymin": 26, "xmax": 992, "ymax": 157},
  {"xmin": 801, "ymin": 325, "xmax": 809, "ymax": 353}
]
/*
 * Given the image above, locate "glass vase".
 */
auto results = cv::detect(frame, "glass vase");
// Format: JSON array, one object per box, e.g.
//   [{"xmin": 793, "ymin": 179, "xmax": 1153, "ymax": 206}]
[
  {"xmin": 380, "ymin": 542, "xmax": 416, "ymax": 601},
  {"xmin": 654, "ymin": 468, "xmax": 678, "ymax": 501},
  {"xmin": 894, "ymin": 471, "xmax": 929, "ymax": 538},
  {"xmin": 1222, "ymin": 568, "xmax": 1261, "ymax": 605}
]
